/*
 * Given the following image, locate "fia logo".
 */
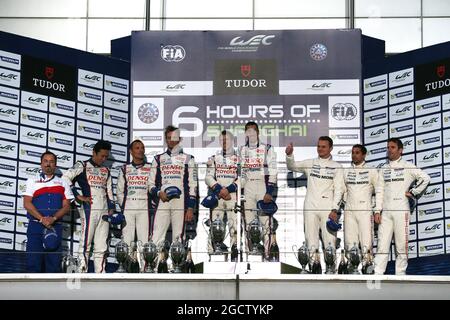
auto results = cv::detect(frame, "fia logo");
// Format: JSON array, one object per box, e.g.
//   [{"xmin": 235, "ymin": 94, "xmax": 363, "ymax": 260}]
[{"xmin": 161, "ymin": 45, "xmax": 186, "ymax": 62}]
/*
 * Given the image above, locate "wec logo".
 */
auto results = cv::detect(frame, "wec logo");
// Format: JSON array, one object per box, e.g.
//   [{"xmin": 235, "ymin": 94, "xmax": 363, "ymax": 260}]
[{"xmin": 230, "ymin": 35, "xmax": 275, "ymax": 46}]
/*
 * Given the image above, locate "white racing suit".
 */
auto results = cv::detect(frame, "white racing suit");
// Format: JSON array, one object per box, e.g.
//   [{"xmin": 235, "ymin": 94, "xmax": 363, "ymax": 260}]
[
  {"xmin": 63, "ymin": 159, "xmax": 114, "ymax": 273},
  {"xmin": 374, "ymin": 157, "xmax": 430, "ymax": 275},
  {"xmin": 286, "ymin": 155, "xmax": 344, "ymax": 252},
  {"xmin": 205, "ymin": 150, "xmax": 239, "ymax": 254},
  {"xmin": 240, "ymin": 142, "xmax": 277, "ymax": 258},
  {"xmin": 116, "ymin": 162, "xmax": 152, "ymax": 263},
  {"xmin": 340, "ymin": 162, "xmax": 383, "ymax": 252},
  {"xmin": 149, "ymin": 147, "xmax": 198, "ymax": 248}
]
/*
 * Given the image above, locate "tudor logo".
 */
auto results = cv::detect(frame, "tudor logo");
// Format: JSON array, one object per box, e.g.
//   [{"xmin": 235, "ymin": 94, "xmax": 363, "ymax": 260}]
[
  {"xmin": 241, "ymin": 65, "xmax": 251, "ymax": 77},
  {"xmin": 45, "ymin": 66, "xmax": 54, "ymax": 80},
  {"xmin": 230, "ymin": 35, "xmax": 275, "ymax": 46}
]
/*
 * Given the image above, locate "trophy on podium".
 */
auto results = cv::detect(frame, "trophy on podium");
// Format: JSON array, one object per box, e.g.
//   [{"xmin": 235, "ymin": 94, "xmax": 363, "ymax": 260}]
[
  {"xmin": 310, "ymin": 247, "xmax": 322, "ymax": 274},
  {"xmin": 170, "ymin": 236, "xmax": 186, "ymax": 273},
  {"xmin": 143, "ymin": 239, "xmax": 158, "ymax": 273},
  {"xmin": 361, "ymin": 246, "xmax": 375, "ymax": 275},
  {"xmin": 211, "ymin": 215, "xmax": 227, "ymax": 255},
  {"xmin": 61, "ymin": 254, "xmax": 78, "ymax": 273},
  {"xmin": 247, "ymin": 217, "xmax": 264, "ymax": 261},
  {"xmin": 115, "ymin": 241, "xmax": 129, "ymax": 273},
  {"xmin": 324, "ymin": 243, "xmax": 336, "ymax": 274},
  {"xmin": 337, "ymin": 249, "xmax": 349, "ymax": 274},
  {"xmin": 293, "ymin": 242, "xmax": 310, "ymax": 274},
  {"xmin": 348, "ymin": 242, "xmax": 361, "ymax": 275}
]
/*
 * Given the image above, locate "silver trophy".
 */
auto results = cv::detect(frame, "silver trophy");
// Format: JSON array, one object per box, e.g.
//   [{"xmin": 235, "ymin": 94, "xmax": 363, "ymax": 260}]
[
  {"xmin": 348, "ymin": 242, "xmax": 361, "ymax": 274},
  {"xmin": 361, "ymin": 246, "xmax": 375, "ymax": 275},
  {"xmin": 143, "ymin": 240, "xmax": 158, "ymax": 273},
  {"xmin": 170, "ymin": 237, "xmax": 186, "ymax": 273},
  {"xmin": 324, "ymin": 242, "xmax": 336, "ymax": 274},
  {"xmin": 211, "ymin": 215, "xmax": 226, "ymax": 255},
  {"xmin": 248, "ymin": 217, "xmax": 264, "ymax": 256},
  {"xmin": 61, "ymin": 254, "xmax": 78, "ymax": 273},
  {"xmin": 310, "ymin": 247, "xmax": 322, "ymax": 274},
  {"xmin": 293, "ymin": 242, "xmax": 310, "ymax": 274},
  {"xmin": 115, "ymin": 241, "xmax": 129, "ymax": 273}
]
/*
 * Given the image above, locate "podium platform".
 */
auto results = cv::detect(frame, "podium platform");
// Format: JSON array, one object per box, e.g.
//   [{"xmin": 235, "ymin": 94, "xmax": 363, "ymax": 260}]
[
  {"xmin": 196, "ymin": 261, "xmax": 300, "ymax": 274},
  {"xmin": 1, "ymin": 274, "xmax": 449, "ymax": 300}
]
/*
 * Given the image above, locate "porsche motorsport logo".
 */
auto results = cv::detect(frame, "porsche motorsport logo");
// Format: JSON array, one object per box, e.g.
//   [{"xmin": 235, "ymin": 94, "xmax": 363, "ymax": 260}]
[{"xmin": 138, "ymin": 103, "xmax": 159, "ymax": 124}]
